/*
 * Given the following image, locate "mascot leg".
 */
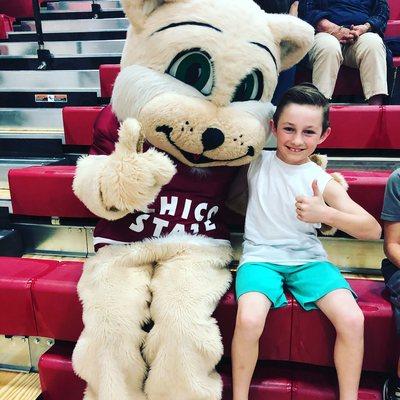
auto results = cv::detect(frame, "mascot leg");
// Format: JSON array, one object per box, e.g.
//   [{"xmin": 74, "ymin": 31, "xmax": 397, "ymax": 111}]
[
  {"xmin": 143, "ymin": 237, "xmax": 232, "ymax": 400},
  {"xmin": 72, "ymin": 245, "xmax": 153, "ymax": 400}
]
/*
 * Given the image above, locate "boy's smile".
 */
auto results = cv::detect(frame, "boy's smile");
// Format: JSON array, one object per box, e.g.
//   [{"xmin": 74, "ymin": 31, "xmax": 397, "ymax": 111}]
[{"xmin": 271, "ymin": 103, "xmax": 330, "ymax": 165}]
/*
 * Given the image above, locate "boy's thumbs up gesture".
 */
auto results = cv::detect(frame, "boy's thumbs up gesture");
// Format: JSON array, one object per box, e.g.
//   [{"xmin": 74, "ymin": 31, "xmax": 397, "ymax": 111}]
[
  {"xmin": 295, "ymin": 180, "xmax": 328, "ymax": 223},
  {"xmin": 99, "ymin": 118, "xmax": 177, "ymax": 213}
]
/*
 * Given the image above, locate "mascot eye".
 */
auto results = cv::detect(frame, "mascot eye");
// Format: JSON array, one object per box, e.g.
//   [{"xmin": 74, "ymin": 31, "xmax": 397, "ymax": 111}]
[
  {"xmin": 232, "ymin": 69, "xmax": 264, "ymax": 102},
  {"xmin": 166, "ymin": 49, "xmax": 214, "ymax": 96}
]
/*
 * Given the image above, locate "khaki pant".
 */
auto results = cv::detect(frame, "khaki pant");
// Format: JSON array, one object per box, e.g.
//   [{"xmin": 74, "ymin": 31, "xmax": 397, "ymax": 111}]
[{"xmin": 308, "ymin": 32, "xmax": 388, "ymax": 100}]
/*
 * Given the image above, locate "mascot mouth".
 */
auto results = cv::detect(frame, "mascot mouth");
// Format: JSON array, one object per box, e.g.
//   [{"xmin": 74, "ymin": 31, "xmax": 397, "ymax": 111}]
[{"xmin": 156, "ymin": 125, "xmax": 254, "ymax": 164}]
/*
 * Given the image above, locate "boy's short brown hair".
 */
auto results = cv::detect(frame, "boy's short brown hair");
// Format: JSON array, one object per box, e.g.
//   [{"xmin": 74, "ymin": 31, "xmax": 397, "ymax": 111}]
[{"xmin": 273, "ymin": 83, "xmax": 330, "ymax": 133}]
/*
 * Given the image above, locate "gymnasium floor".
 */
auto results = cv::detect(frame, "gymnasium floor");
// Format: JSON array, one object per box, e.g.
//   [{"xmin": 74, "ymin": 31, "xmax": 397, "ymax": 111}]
[{"xmin": 0, "ymin": 371, "xmax": 40, "ymax": 400}]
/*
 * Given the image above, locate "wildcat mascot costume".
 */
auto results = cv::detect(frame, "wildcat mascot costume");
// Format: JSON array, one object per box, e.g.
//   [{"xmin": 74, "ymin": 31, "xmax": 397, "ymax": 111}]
[{"xmin": 71, "ymin": 1, "xmax": 314, "ymax": 399}]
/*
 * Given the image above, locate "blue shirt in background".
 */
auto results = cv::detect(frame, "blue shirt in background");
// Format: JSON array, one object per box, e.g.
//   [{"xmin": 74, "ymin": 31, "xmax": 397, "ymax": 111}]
[
  {"xmin": 381, "ymin": 168, "xmax": 400, "ymax": 222},
  {"xmin": 299, "ymin": 0, "xmax": 389, "ymax": 37}
]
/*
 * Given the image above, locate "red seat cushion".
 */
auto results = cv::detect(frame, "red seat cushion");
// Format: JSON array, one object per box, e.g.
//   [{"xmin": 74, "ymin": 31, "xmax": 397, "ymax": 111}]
[
  {"xmin": 292, "ymin": 367, "xmax": 385, "ymax": 399},
  {"xmin": 32, "ymin": 262, "xmax": 84, "ymax": 342},
  {"xmin": 39, "ymin": 342, "xmax": 293, "ymax": 400},
  {"xmin": 386, "ymin": 20, "xmax": 400, "ymax": 37},
  {"xmin": 335, "ymin": 170, "xmax": 391, "ymax": 223},
  {"xmin": 0, "ymin": 14, "xmax": 15, "ymax": 40},
  {"xmin": 216, "ymin": 289, "xmax": 293, "ymax": 361},
  {"xmin": 290, "ymin": 278, "xmax": 397, "ymax": 373},
  {"xmin": 0, "ymin": 257, "xmax": 58, "ymax": 336},
  {"xmin": 321, "ymin": 106, "xmax": 382, "ymax": 149},
  {"xmin": 383, "ymin": 105, "xmax": 400, "ymax": 147},
  {"xmin": 39, "ymin": 342, "xmax": 86, "ymax": 400},
  {"xmin": 99, "ymin": 64, "xmax": 121, "ymax": 98},
  {"xmin": 296, "ymin": 67, "xmax": 363, "ymax": 97},
  {"xmin": 9, "ymin": 166, "xmax": 94, "ymax": 218},
  {"xmin": 389, "ymin": 0, "xmax": 400, "ymax": 20},
  {"xmin": 63, "ymin": 107, "xmax": 104, "ymax": 146}
]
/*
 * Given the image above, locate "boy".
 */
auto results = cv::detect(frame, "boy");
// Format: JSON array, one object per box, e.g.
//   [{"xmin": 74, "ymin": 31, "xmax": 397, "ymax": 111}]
[
  {"xmin": 232, "ymin": 84, "xmax": 382, "ymax": 400},
  {"xmin": 381, "ymin": 168, "xmax": 400, "ymax": 400}
]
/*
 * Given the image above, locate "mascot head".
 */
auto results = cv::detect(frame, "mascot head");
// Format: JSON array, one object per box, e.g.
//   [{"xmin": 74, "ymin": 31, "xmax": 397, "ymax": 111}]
[{"xmin": 111, "ymin": 0, "xmax": 314, "ymax": 167}]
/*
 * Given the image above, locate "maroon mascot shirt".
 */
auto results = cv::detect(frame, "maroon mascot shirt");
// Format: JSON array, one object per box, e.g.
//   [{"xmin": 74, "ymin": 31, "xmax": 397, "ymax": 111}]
[{"xmin": 90, "ymin": 106, "xmax": 239, "ymax": 250}]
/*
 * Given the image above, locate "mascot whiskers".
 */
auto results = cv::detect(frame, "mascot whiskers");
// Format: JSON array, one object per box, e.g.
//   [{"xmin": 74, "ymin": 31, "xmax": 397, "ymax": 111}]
[{"xmin": 71, "ymin": 1, "xmax": 314, "ymax": 399}]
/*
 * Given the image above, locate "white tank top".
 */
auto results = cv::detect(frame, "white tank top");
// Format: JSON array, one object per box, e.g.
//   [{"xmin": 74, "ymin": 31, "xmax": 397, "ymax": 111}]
[{"xmin": 240, "ymin": 150, "xmax": 333, "ymax": 267}]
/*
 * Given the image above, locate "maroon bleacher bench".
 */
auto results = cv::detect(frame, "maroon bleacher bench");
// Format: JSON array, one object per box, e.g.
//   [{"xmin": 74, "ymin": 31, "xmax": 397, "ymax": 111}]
[
  {"xmin": 389, "ymin": 0, "xmax": 400, "ymax": 20},
  {"xmin": 0, "ymin": 0, "xmax": 46, "ymax": 18},
  {"xmin": 0, "ymin": 14, "xmax": 15, "ymax": 40},
  {"xmin": 0, "ymin": 257, "xmax": 395, "ymax": 399},
  {"xmin": 99, "ymin": 64, "xmax": 121, "ymax": 99},
  {"xmin": 8, "ymin": 166, "xmax": 391, "ymax": 223},
  {"xmin": 62, "ymin": 105, "xmax": 400, "ymax": 150},
  {"xmin": 62, "ymin": 107, "xmax": 104, "ymax": 146},
  {"xmin": 0, "ymin": 257, "xmax": 58, "ymax": 336}
]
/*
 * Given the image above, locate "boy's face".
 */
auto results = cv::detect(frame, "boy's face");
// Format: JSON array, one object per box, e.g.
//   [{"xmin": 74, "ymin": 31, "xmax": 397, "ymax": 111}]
[{"xmin": 271, "ymin": 103, "xmax": 330, "ymax": 165}]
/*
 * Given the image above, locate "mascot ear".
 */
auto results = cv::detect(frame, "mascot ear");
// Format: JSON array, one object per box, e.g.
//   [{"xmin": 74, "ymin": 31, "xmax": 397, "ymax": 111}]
[
  {"xmin": 121, "ymin": 0, "xmax": 185, "ymax": 31},
  {"xmin": 266, "ymin": 14, "xmax": 315, "ymax": 71}
]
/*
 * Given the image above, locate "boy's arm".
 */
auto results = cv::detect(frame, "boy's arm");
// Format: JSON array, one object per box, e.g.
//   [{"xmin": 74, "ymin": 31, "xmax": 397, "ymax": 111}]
[
  {"xmin": 296, "ymin": 179, "xmax": 382, "ymax": 240},
  {"xmin": 384, "ymin": 221, "xmax": 400, "ymax": 268}
]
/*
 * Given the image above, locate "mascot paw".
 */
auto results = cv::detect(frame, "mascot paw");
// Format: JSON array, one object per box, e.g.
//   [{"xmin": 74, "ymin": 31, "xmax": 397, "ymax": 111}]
[{"xmin": 100, "ymin": 118, "xmax": 177, "ymax": 213}]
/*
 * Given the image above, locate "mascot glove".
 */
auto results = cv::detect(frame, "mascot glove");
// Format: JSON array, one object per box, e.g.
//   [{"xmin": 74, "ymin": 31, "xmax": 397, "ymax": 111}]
[{"xmin": 99, "ymin": 118, "xmax": 177, "ymax": 213}]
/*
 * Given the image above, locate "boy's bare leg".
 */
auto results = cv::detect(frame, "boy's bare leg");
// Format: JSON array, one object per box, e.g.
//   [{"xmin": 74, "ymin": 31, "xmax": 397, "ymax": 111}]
[
  {"xmin": 317, "ymin": 289, "xmax": 364, "ymax": 400},
  {"xmin": 232, "ymin": 292, "xmax": 272, "ymax": 400}
]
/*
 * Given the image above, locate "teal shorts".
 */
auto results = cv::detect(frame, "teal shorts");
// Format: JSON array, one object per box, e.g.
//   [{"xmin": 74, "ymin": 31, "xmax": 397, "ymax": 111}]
[{"xmin": 235, "ymin": 261, "xmax": 356, "ymax": 311}]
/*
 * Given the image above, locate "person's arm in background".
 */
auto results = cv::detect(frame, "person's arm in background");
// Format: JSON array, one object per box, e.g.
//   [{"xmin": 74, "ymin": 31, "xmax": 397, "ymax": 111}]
[
  {"xmin": 384, "ymin": 221, "xmax": 400, "ymax": 268},
  {"xmin": 366, "ymin": 0, "xmax": 389, "ymax": 37},
  {"xmin": 299, "ymin": 0, "xmax": 355, "ymax": 43},
  {"xmin": 350, "ymin": 0, "xmax": 389, "ymax": 38},
  {"xmin": 382, "ymin": 170, "xmax": 400, "ymax": 268}
]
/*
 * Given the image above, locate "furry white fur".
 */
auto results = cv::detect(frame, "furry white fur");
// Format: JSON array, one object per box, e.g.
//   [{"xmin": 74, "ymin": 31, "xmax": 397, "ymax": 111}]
[
  {"xmin": 73, "ymin": 235, "xmax": 232, "ymax": 400},
  {"xmin": 74, "ymin": 119, "xmax": 177, "ymax": 215}
]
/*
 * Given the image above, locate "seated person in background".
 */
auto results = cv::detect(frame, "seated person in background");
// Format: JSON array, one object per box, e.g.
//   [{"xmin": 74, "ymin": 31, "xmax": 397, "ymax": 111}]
[
  {"xmin": 381, "ymin": 168, "xmax": 400, "ymax": 400},
  {"xmin": 254, "ymin": 0, "xmax": 299, "ymax": 104},
  {"xmin": 231, "ymin": 84, "xmax": 382, "ymax": 400},
  {"xmin": 299, "ymin": 0, "xmax": 389, "ymax": 105}
]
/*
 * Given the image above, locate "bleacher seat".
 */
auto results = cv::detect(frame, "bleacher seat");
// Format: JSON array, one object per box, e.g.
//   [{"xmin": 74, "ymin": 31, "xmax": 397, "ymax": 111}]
[
  {"xmin": 60, "ymin": 104, "xmax": 400, "ymax": 150},
  {"xmin": 1, "ymin": 257, "xmax": 396, "ymax": 373},
  {"xmin": 32, "ymin": 262, "xmax": 84, "ymax": 342},
  {"xmin": 8, "ymin": 166, "xmax": 93, "ymax": 218},
  {"xmin": 291, "ymin": 368, "xmax": 384, "ymax": 400},
  {"xmin": 38, "ymin": 343, "xmax": 294, "ymax": 400},
  {"xmin": 8, "ymin": 165, "xmax": 391, "ymax": 222},
  {"xmin": 216, "ymin": 291, "xmax": 293, "ymax": 360},
  {"xmin": 322, "ymin": 105, "xmax": 382, "ymax": 149},
  {"xmin": 0, "ymin": 14, "xmax": 15, "ymax": 40},
  {"xmin": 63, "ymin": 106, "xmax": 103, "ymax": 146},
  {"xmin": 38, "ymin": 342, "xmax": 86, "ymax": 400},
  {"xmin": 291, "ymin": 279, "xmax": 398, "ymax": 373},
  {"xmin": 99, "ymin": 64, "xmax": 120, "ymax": 98},
  {"xmin": 0, "ymin": 0, "xmax": 45, "ymax": 18},
  {"xmin": 296, "ymin": 66, "xmax": 363, "ymax": 98},
  {"xmin": 0, "ymin": 257, "xmax": 58, "ymax": 336},
  {"xmin": 389, "ymin": 0, "xmax": 400, "ymax": 20},
  {"xmin": 386, "ymin": 20, "xmax": 400, "ymax": 37},
  {"xmin": 384, "ymin": 105, "xmax": 400, "ymax": 147}
]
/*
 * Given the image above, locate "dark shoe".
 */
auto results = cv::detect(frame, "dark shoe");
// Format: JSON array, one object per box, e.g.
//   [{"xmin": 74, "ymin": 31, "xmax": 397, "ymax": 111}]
[{"xmin": 384, "ymin": 377, "xmax": 400, "ymax": 400}]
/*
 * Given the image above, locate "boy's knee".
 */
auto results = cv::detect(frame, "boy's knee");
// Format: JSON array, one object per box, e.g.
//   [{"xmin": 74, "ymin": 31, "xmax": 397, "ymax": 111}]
[
  {"xmin": 336, "ymin": 308, "xmax": 365, "ymax": 337},
  {"xmin": 236, "ymin": 311, "xmax": 266, "ymax": 340}
]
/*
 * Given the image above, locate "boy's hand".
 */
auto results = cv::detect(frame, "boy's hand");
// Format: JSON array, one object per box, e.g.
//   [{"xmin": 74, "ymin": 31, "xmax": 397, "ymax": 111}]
[{"xmin": 295, "ymin": 180, "xmax": 329, "ymax": 224}]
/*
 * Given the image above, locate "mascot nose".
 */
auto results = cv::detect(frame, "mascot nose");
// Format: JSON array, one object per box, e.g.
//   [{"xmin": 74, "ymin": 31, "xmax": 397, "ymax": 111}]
[{"xmin": 202, "ymin": 128, "xmax": 225, "ymax": 151}]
